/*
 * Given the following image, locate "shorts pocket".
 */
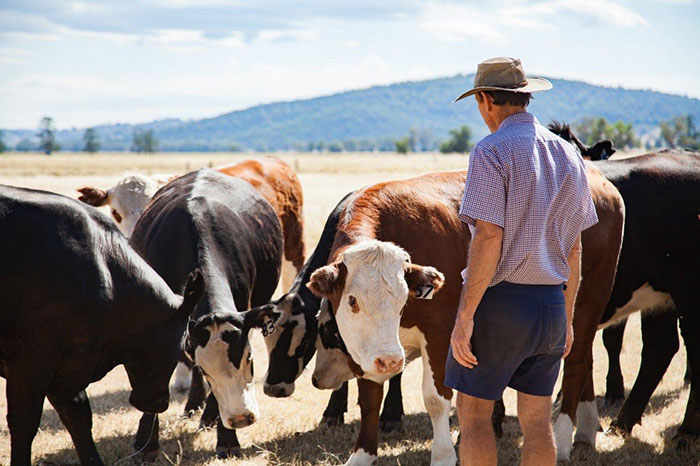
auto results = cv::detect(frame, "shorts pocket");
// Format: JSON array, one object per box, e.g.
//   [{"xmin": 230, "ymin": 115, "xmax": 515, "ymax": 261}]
[{"xmin": 547, "ymin": 302, "xmax": 567, "ymax": 353}]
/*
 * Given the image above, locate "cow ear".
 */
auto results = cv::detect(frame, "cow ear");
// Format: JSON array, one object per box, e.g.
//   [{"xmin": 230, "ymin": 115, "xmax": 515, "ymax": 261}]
[
  {"xmin": 184, "ymin": 320, "xmax": 197, "ymax": 362},
  {"xmin": 307, "ymin": 262, "xmax": 347, "ymax": 298},
  {"xmin": 180, "ymin": 269, "xmax": 204, "ymax": 319},
  {"xmin": 77, "ymin": 186, "xmax": 110, "ymax": 207},
  {"xmin": 243, "ymin": 304, "xmax": 280, "ymax": 337},
  {"xmin": 405, "ymin": 264, "xmax": 445, "ymax": 300},
  {"xmin": 588, "ymin": 140, "xmax": 615, "ymax": 160}
]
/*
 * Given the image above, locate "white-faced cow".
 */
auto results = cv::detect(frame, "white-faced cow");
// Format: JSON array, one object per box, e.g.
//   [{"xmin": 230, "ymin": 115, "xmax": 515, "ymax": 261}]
[
  {"xmin": 549, "ymin": 126, "xmax": 700, "ymax": 460},
  {"xmin": 129, "ymin": 169, "xmax": 283, "ymax": 459},
  {"xmin": 306, "ymin": 167, "xmax": 623, "ymax": 465},
  {"xmin": 0, "ymin": 185, "xmax": 204, "ymax": 466}
]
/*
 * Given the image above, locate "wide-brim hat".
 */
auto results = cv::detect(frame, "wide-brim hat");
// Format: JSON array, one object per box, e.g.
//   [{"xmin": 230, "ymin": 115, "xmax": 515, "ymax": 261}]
[{"xmin": 454, "ymin": 57, "xmax": 552, "ymax": 102}]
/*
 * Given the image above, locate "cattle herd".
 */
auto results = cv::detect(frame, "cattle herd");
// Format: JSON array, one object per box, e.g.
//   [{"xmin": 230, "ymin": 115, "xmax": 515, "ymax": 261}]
[{"xmin": 1, "ymin": 124, "xmax": 699, "ymax": 466}]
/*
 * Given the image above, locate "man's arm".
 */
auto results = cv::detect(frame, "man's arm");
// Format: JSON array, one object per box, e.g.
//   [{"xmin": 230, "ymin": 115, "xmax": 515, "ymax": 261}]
[
  {"xmin": 562, "ymin": 234, "xmax": 582, "ymax": 358},
  {"xmin": 450, "ymin": 219, "xmax": 503, "ymax": 368}
]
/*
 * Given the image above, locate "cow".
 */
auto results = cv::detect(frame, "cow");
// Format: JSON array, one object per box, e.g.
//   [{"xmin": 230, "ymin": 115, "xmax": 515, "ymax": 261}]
[
  {"xmin": 249, "ymin": 191, "xmax": 405, "ymax": 430},
  {"xmin": 129, "ymin": 169, "xmax": 284, "ymax": 459},
  {"xmin": 78, "ymin": 157, "xmax": 305, "ymax": 393},
  {"xmin": 305, "ymin": 169, "xmax": 624, "ymax": 465},
  {"xmin": 548, "ymin": 121, "xmax": 615, "ymax": 160},
  {"xmin": 548, "ymin": 126, "xmax": 700, "ymax": 459},
  {"xmin": 0, "ymin": 184, "xmax": 204, "ymax": 466}
]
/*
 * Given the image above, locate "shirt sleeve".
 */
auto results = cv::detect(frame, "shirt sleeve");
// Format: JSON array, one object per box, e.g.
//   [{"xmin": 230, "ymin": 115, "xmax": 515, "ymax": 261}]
[
  {"xmin": 578, "ymin": 167, "xmax": 599, "ymax": 232},
  {"xmin": 459, "ymin": 143, "xmax": 507, "ymax": 228}
]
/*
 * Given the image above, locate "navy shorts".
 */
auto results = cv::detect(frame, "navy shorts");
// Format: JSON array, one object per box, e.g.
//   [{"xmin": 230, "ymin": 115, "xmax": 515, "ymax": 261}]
[{"xmin": 445, "ymin": 281, "xmax": 566, "ymax": 400}]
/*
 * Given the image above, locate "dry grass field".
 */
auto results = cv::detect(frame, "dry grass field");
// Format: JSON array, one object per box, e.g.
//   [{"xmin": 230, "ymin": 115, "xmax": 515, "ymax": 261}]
[{"xmin": 0, "ymin": 151, "xmax": 695, "ymax": 465}]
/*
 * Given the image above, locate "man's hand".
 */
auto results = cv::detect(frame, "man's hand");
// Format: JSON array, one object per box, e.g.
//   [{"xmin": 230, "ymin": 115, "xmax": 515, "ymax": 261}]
[
  {"xmin": 451, "ymin": 317, "xmax": 478, "ymax": 368},
  {"xmin": 563, "ymin": 324, "xmax": 574, "ymax": 358}
]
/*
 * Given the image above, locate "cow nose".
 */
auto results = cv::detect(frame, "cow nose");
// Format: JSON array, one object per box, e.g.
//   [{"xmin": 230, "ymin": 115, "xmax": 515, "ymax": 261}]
[
  {"xmin": 263, "ymin": 383, "xmax": 293, "ymax": 398},
  {"xmin": 312, "ymin": 377, "xmax": 320, "ymax": 389},
  {"xmin": 228, "ymin": 412, "xmax": 256, "ymax": 429},
  {"xmin": 374, "ymin": 355, "xmax": 404, "ymax": 374}
]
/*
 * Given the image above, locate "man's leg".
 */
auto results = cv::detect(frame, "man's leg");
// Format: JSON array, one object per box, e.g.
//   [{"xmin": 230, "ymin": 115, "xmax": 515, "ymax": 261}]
[
  {"xmin": 456, "ymin": 392, "xmax": 496, "ymax": 466},
  {"xmin": 517, "ymin": 391, "xmax": 555, "ymax": 466}
]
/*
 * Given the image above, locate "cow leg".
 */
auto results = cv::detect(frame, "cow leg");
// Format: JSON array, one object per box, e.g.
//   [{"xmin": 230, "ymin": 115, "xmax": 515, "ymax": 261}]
[
  {"xmin": 420, "ymin": 346, "xmax": 457, "ymax": 466},
  {"xmin": 184, "ymin": 366, "xmax": 207, "ymax": 415},
  {"xmin": 200, "ymin": 392, "xmax": 219, "ymax": 429},
  {"xmin": 346, "ymin": 378, "xmax": 383, "ymax": 465},
  {"xmin": 574, "ymin": 368, "xmax": 599, "ymax": 447},
  {"xmin": 379, "ymin": 373, "xmax": 404, "ymax": 432},
  {"xmin": 215, "ymin": 416, "xmax": 241, "ymax": 458},
  {"xmin": 47, "ymin": 391, "xmax": 103, "ymax": 465},
  {"xmin": 608, "ymin": 310, "xmax": 679, "ymax": 435},
  {"xmin": 6, "ymin": 370, "xmax": 49, "ymax": 466},
  {"xmin": 674, "ymin": 308, "xmax": 700, "ymax": 449},
  {"xmin": 282, "ymin": 210, "xmax": 305, "ymax": 272},
  {"xmin": 133, "ymin": 413, "xmax": 160, "ymax": 462},
  {"xmin": 602, "ymin": 321, "xmax": 627, "ymax": 403},
  {"xmin": 172, "ymin": 358, "xmax": 192, "ymax": 393},
  {"xmin": 320, "ymin": 382, "xmax": 348, "ymax": 426},
  {"xmin": 492, "ymin": 399, "xmax": 506, "ymax": 438}
]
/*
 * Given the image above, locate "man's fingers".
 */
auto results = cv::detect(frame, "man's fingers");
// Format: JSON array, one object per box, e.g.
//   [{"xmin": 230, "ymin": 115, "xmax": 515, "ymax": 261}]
[{"xmin": 451, "ymin": 340, "xmax": 478, "ymax": 368}]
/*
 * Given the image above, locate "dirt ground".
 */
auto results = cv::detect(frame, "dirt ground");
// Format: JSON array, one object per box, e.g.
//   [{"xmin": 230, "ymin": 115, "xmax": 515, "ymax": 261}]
[{"xmin": 0, "ymin": 151, "xmax": 695, "ymax": 465}]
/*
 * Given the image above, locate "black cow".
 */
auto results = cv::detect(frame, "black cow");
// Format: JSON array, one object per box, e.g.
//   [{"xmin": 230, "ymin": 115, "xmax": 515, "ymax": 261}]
[
  {"xmin": 129, "ymin": 169, "xmax": 283, "ymax": 458},
  {"xmin": 252, "ymin": 191, "xmax": 405, "ymax": 430},
  {"xmin": 0, "ymin": 185, "xmax": 204, "ymax": 466},
  {"xmin": 551, "ymin": 125, "xmax": 700, "ymax": 449},
  {"xmin": 549, "ymin": 121, "xmax": 616, "ymax": 160}
]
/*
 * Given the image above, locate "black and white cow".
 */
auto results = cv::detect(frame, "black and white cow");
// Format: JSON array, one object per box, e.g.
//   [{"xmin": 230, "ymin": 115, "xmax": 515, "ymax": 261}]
[
  {"xmin": 254, "ymin": 191, "xmax": 405, "ymax": 428},
  {"xmin": 129, "ymin": 169, "xmax": 284, "ymax": 458},
  {"xmin": 548, "ymin": 127, "xmax": 700, "ymax": 458},
  {"xmin": 0, "ymin": 185, "xmax": 204, "ymax": 466}
]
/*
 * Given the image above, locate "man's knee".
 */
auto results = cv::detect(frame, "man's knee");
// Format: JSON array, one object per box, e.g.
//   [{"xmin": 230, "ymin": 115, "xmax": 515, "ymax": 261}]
[
  {"xmin": 457, "ymin": 392, "xmax": 494, "ymax": 426},
  {"xmin": 517, "ymin": 392, "xmax": 553, "ymax": 434}
]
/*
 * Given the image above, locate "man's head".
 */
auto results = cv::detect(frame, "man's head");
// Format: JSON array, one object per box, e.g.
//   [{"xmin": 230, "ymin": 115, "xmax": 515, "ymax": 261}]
[{"xmin": 454, "ymin": 57, "xmax": 551, "ymax": 132}]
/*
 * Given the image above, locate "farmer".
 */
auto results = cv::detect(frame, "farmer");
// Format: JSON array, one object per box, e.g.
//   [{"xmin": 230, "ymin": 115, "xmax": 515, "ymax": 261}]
[{"xmin": 445, "ymin": 57, "xmax": 599, "ymax": 465}]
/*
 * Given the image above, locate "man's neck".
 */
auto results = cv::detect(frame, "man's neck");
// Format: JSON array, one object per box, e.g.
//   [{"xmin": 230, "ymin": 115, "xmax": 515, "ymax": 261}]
[{"xmin": 489, "ymin": 107, "xmax": 527, "ymax": 133}]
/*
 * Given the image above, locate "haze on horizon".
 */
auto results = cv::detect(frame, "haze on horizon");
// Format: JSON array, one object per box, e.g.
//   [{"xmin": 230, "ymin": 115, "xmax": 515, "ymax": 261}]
[{"xmin": 1, "ymin": 0, "xmax": 698, "ymax": 130}]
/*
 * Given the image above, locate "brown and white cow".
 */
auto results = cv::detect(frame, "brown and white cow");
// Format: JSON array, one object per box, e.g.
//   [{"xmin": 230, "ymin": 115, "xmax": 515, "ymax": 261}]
[{"xmin": 306, "ymin": 168, "xmax": 623, "ymax": 465}]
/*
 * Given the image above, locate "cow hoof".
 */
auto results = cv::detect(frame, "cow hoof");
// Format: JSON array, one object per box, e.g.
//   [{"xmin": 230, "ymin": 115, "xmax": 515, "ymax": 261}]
[
  {"xmin": 605, "ymin": 422, "xmax": 631, "ymax": 438},
  {"xmin": 320, "ymin": 414, "xmax": 345, "ymax": 426},
  {"xmin": 138, "ymin": 448, "xmax": 160, "ymax": 462},
  {"xmin": 672, "ymin": 432, "xmax": 697, "ymax": 451},
  {"xmin": 379, "ymin": 420, "xmax": 403, "ymax": 433},
  {"xmin": 216, "ymin": 446, "xmax": 242, "ymax": 458}
]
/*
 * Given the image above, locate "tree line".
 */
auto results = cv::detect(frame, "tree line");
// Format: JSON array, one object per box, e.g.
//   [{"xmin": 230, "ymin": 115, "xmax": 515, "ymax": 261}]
[{"xmin": 1, "ymin": 114, "xmax": 699, "ymax": 154}]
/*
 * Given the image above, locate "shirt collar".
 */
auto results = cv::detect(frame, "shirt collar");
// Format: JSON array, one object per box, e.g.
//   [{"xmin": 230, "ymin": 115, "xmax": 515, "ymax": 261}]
[{"xmin": 498, "ymin": 111, "xmax": 537, "ymax": 131}]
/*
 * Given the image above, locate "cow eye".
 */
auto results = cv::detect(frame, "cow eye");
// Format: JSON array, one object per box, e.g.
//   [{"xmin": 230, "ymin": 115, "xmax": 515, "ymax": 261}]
[
  {"xmin": 348, "ymin": 295, "xmax": 359, "ymax": 312},
  {"xmin": 111, "ymin": 209, "xmax": 123, "ymax": 223}
]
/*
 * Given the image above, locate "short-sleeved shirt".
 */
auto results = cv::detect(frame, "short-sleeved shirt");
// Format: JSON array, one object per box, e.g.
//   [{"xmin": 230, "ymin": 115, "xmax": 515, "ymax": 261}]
[{"xmin": 459, "ymin": 112, "xmax": 598, "ymax": 286}]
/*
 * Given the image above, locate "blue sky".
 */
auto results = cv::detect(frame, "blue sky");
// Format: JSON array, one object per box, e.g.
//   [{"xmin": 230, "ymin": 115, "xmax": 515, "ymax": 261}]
[{"xmin": 1, "ymin": 0, "xmax": 698, "ymax": 129}]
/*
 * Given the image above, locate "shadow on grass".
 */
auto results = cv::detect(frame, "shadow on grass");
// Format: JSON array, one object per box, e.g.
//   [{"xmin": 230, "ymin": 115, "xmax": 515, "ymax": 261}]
[{"xmin": 35, "ymin": 385, "xmax": 697, "ymax": 465}]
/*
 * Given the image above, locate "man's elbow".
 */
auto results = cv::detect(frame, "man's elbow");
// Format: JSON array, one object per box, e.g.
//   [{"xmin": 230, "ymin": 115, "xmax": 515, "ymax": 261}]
[{"xmin": 475, "ymin": 221, "xmax": 504, "ymax": 243}]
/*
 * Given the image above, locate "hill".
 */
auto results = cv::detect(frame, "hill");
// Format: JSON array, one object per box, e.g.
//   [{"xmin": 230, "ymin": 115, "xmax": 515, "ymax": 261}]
[{"xmin": 5, "ymin": 74, "xmax": 700, "ymax": 151}]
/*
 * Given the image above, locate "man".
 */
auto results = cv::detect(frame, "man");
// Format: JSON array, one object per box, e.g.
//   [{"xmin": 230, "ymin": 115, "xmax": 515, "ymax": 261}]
[{"xmin": 445, "ymin": 57, "xmax": 598, "ymax": 465}]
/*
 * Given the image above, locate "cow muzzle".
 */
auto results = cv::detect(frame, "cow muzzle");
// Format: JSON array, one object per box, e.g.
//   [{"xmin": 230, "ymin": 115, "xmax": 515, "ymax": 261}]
[
  {"xmin": 225, "ymin": 411, "xmax": 257, "ymax": 429},
  {"xmin": 373, "ymin": 354, "xmax": 404, "ymax": 375},
  {"xmin": 263, "ymin": 382, "xmax": 295, "ymax": 398}
]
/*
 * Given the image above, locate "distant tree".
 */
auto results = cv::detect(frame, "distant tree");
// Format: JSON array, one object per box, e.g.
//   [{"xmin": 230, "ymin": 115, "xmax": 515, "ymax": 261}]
[
  {"xmin": 38, "ymin": 116, "xmax": 60, "ymax": 154},
  {"xmin": 395, "ymin": 137, "xmax": 410, "ymax": 154},
  {"xmin": 83, "ymin": 127, "xmax": 100, "ymax": 153},
  {"xmin": 328, "ymin": 141, "xmax": 344, "ymax": 153},
  {"xmin": 575, "ymin": 117, "xmax": 638, "ymax": 149},
  {"xmin": 418, "ymin": 128, "xmax": 435, "ymax": 151},
  {"xmin": 609, "ymin": 121, "xmax": 638, "ymax": 149},
  {"xmin": 131, "ymin": 129, "xmax": 158, "ymax": 153},
  {"xmin": 0, "ymin": 130, "xmax": 6, "ymax": 153},
  {"xmin": 440, "ymin": 125, "xmax": 473, "ymax": 154},
  {"xmin": 660, "ymin": 115, "xmax": 700, "ymax": 149}
]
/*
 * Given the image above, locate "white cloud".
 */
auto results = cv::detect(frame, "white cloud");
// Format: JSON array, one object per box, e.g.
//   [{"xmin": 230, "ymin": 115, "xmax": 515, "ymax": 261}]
[
  {"xmin": 419, "ymin": 3, "xmax": 506, "ymax": 43},
  {"xmin": 256, "ymin": 28, "xmax": 318, "ymax": 43},
  {"xmin": 506, "ymin": 0, "xmax": 648, "ymax": 28}
]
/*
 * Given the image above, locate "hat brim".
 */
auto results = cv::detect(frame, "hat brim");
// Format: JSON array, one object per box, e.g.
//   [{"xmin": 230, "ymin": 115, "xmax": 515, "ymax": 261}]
[{"xmin": 453, "ymin": 77, "xmax": 552, "ymax": 103}]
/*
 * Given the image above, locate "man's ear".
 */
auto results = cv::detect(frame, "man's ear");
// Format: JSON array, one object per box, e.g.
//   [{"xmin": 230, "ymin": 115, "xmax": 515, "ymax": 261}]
[
  {"xmin": 405, "ymin": 263, "xmax": 445, "ymax": 300},
  {"xmin": 307, "ymin": 262, "xmax": 347, "ymax": 299}
]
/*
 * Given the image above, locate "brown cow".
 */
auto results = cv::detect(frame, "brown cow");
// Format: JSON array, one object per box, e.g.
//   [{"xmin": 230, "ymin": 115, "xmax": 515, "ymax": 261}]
[{"xmin": 307, "ymin": 167, "xmax": 623, "ymax": 465}]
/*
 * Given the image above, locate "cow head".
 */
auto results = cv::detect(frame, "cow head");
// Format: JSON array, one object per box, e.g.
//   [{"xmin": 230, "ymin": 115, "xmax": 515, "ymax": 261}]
[
  {"xmin": 307, "ymin": 240, "xmax": 445, "ymax": 382},
  {"xmin": 125, "ymin": 270, "xmax": 204, "ymax": 414},
  {"xmin": 78, "ymin": 174, "xmax": 170, "ymax": 237},
  {"xmin": 258, "ymin": 292, "xmax": 317, "ymax": 397},
  {"xmin": 312, "ymin": 298, "xmax": 354, "ymax": 390},
  {"xmin": 547, "ymin": 121, "xmax": 616, "ymax": 161},
  {"xmin": 185, "ymin": 305, "xmax": 279, "ymax": 429}
]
